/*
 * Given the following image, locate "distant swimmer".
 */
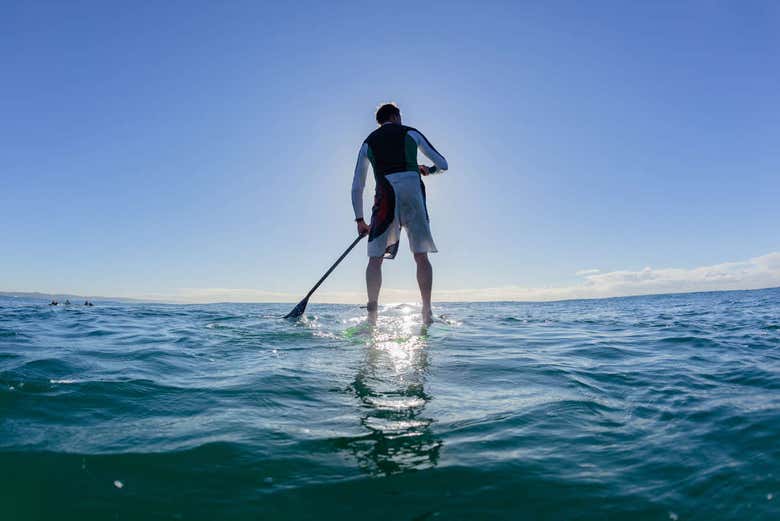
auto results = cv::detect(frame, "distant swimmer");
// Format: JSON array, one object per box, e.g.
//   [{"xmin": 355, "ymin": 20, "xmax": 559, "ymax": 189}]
[
  {"xmin": 64, "ymin": 299, "xmax": 71, "ymax": 305},
  {"xmin": 351, "ymin": 103, "xmax": 448, "ymax": 325},
  {"xmin": 84, "ymin": 300, "xmax": 94, "ymax": 306},
  {"xmin": 49, "ymin": 300, "xmax": 58, "ymax": 306}
]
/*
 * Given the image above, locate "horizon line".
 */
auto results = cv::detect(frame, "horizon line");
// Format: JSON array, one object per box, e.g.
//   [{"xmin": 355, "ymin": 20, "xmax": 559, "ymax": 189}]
[
  {"xmin": 3, "ymin": 251, "xmax": 779, "ymax": 306},
  {"xmin": 2, "ymin": 285, "xmax": 778, "ymax": 307}
]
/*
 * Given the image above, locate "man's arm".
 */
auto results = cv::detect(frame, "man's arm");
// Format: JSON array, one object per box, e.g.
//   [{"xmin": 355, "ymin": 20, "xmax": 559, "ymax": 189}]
[
  {"xmin": 351, "ymin": 143, "xmax": 371, "ymax": 235},
  {"xmin": 408, "ymin": 129, "xmax": 448, "ymax": 173}
]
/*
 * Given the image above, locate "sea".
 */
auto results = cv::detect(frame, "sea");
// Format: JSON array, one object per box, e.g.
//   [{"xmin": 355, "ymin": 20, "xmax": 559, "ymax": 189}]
[{"xmin": 1, "ymin": 288, "xmax": 778, "ymax": 520}]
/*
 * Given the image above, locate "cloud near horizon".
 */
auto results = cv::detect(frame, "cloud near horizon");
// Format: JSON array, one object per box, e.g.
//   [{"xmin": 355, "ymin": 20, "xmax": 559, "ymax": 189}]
[
  {"xmin": 575, "ymin": 268, "xmax": 601, "ymax": 276},
  {"xmin": 139, "ymin": 252, "xmax": 780, "ymax": 304}
]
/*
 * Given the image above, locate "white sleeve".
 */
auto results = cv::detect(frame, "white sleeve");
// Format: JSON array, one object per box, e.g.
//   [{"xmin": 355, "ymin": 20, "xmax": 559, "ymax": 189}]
[
  {"xmin": 351, "ymin": 142, "xmax": 370, "ymax": 220},
  {"xmin": 408, "ymin": 129, "xmax": 448, "ymax": 173}
]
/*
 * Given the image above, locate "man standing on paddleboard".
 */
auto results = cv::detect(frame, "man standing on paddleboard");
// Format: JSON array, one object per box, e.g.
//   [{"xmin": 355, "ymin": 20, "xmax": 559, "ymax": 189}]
[{"xmin": 351, "ymin": 103, "xmax": 448, "ymax": 325}]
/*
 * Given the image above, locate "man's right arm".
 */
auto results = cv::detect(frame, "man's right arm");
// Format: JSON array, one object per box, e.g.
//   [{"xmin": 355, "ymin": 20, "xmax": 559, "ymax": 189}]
[
  {"xmin": 351, "ymin": 143, "xmax": 370, "ymax": 235},
  {"xmin": 408, "ymin": 129, "xmax": 448, "ymax": 174}
]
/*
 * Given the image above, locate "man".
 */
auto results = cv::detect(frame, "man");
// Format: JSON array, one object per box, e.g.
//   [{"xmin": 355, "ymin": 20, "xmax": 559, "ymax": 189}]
[{"xmin": 351, "ymin": 103, "xmax": 448, "ymax": 324}]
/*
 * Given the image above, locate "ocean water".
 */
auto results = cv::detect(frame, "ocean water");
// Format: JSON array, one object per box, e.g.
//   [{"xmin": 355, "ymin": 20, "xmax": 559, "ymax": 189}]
[{"xmin": 1, "ymin": 289, "xmax": 778, "ymax": 520}]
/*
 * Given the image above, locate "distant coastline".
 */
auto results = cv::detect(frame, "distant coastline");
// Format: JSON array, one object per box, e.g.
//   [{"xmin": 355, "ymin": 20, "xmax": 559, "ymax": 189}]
[
  {"xmin": 0, "ymin": 291, "xmax": 151, "ymax": 304},
  {"xmin": 1, "ymin": 286, "xmax": 778, "ymax": 307}
]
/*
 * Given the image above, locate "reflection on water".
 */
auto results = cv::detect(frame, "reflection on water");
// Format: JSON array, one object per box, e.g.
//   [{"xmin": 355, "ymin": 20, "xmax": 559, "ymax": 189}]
[{"xmin": 343, "ymin": 306, "xmax": 442, "ymax": 476}]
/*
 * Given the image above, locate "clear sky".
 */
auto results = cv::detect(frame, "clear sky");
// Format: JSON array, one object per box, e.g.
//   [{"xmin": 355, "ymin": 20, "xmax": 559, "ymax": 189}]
[{"xmin": 2, "ymin": 1, "xmax": 779, "ymax": 302}]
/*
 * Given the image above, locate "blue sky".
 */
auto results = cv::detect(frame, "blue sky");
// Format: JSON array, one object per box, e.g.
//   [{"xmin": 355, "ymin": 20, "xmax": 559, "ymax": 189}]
[{"xmin": 2, "ymin": 1, "xmax": 779, "ymax": 302}]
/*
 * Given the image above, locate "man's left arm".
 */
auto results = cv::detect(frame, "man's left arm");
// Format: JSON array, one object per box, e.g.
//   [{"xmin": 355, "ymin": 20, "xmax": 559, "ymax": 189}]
[{"xmin": 351, "ymin": 143, "xmax": 371, "ymax": 235}]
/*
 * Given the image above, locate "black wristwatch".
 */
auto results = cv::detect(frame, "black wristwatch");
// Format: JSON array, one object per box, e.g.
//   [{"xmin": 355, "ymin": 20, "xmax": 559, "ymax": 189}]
[{"xmin": 355, "ymin": 217, "xmax": 365, "ymax": 222}]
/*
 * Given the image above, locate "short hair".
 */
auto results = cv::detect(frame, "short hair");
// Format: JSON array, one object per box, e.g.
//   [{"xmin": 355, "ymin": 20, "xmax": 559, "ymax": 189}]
[{"xmin": 375, "ymin": 103, "xmax": 401, "ymax": 124}]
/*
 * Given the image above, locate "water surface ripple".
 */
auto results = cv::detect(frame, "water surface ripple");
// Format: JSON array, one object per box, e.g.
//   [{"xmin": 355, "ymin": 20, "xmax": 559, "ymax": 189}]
[{"xmin": 1, "ymin": 289, "xmax": 779, "ymax": 520}]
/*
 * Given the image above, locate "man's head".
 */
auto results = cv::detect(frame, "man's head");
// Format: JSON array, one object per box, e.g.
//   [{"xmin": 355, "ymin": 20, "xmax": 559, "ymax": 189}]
[{"xmin": 375, "ymin": 103, "xmax": 401, "ymax": 125}]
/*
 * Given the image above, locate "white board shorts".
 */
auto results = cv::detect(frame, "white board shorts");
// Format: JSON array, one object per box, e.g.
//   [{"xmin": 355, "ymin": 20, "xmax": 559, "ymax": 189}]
[{"xmin": 367, "ymin": 171, "xmax": 438, "ymax": 259}]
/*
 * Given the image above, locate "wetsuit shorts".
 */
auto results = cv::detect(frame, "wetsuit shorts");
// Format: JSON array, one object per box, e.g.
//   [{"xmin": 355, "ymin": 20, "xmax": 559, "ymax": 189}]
[{"xmin": 367, "ymin": 171, "xmax": 437, "ymax": 259}]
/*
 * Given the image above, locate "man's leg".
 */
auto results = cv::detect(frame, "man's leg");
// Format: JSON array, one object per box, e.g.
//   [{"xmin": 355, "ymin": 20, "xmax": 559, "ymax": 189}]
[
  {"xmin": 366, "ymin": 256, "xmax": 383, "ymax": 317},
  {"xmin": 414, "ymin": 252, "xmax": 433, "ymax": 324}
]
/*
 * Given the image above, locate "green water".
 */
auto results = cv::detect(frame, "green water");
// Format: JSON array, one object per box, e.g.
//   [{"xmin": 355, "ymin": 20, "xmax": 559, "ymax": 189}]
[{"xmin": 1, "ymin": 290, "xmax": 778, "ymax": 519}]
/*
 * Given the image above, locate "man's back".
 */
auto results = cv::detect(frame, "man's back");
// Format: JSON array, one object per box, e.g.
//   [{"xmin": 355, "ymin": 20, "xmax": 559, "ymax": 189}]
[{"xmin": 362, "ymin": 123, "xmax": 447, "ymax": 180}]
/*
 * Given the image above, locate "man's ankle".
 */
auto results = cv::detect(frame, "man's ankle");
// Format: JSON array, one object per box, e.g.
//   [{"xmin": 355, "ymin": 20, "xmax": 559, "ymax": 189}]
[{"xmin": 366, "ymin": 301, "xmax": 378, "ymax": 312}]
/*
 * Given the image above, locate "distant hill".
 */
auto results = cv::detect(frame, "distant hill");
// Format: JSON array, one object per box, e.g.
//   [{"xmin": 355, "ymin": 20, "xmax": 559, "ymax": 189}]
[{"xmin": 0, "ymin": 291, "xmax": 149, "ymax": 303}]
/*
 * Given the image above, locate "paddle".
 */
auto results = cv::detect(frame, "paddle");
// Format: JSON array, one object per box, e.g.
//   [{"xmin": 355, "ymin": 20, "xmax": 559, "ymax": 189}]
[{"xmin": 284, "ymin": 233, "xmax": 367, "ymax": 319}]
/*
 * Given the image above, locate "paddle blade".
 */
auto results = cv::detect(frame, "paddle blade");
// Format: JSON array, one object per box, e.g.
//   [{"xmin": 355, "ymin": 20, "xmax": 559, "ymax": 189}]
[{"xmin": 284, "ymin": 297, "xmax": 309, "ymax": 320}]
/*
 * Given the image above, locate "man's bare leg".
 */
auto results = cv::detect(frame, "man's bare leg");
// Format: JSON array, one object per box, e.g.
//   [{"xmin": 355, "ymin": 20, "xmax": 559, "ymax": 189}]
[
  {"xmin": 366, "ymin": 256, "xmax": 383, "ymax": 323},
  {"xmin": 414, "ymin": 252, "xmax": 433, "ymax": 324}
]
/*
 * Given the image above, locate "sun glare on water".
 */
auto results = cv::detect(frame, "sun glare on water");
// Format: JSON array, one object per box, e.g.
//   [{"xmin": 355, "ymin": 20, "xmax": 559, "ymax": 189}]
[{"xmin": 338, "ymin": 302, "xmax": 440, "ymax": 474}]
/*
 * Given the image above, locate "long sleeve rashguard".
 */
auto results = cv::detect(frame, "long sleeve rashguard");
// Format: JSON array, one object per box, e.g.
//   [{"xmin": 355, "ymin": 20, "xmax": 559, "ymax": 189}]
[{"xmin": 351, "ymin": 125, "xmax": 448, "ymax": 220}]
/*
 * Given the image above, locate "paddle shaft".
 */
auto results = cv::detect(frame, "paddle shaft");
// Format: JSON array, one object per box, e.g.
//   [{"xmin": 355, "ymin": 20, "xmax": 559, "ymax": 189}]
[{"xmin": 302, "ymin": 233, "xmax": 366, "ymax": 302}]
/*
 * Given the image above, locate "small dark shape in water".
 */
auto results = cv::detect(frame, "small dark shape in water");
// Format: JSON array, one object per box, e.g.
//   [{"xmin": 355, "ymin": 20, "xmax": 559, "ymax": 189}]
[
  {"xmin": 64, "ymin": 300, "xmax": 71, "ymax": 305},
  {"xmin": 49, "ymin": 300, "xmax": 58, "ymax": 306}
]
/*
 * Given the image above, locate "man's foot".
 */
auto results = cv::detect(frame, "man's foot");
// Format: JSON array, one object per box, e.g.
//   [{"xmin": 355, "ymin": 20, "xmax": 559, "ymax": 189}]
[{"xmin": 422, "ymin": 308, "xmax": 433, "ymax": 326}]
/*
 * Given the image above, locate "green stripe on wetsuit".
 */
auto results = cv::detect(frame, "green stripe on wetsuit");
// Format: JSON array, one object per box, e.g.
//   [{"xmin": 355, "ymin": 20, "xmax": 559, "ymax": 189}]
[{"xmin": 404, "ymin": 134, "xmax": 418, "ymax": 172}]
